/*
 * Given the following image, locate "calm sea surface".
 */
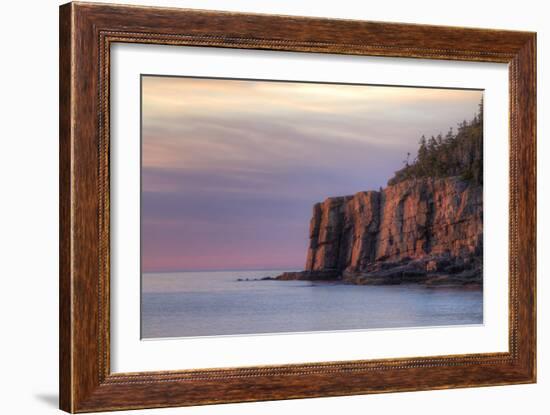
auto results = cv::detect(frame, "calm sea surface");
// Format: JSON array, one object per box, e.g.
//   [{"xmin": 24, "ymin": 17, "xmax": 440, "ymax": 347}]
[{"xmin": 141, "ymin": 269, "xmax": 483, "ymax": 338}]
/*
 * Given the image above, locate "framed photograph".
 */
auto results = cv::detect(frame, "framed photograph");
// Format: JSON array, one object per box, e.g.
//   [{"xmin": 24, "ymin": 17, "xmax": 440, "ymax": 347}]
[{"xmin": 59, "ymin": 2, "xmax": 536, "ymax": 412}]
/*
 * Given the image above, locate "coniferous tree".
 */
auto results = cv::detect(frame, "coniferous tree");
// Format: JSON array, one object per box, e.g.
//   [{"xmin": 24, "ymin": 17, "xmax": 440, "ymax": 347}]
[{"xmin": 387, "ymin": 98, "xmax": 483, "ymax": 186}]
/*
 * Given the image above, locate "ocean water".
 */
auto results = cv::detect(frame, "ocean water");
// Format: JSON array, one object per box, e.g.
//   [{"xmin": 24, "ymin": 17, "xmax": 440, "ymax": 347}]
[{"xmin": 141, "ymin": 269, "xmax": 483, "ymax": 339}]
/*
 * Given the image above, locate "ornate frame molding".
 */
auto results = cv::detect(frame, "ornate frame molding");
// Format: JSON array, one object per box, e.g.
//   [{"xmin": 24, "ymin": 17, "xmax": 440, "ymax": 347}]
[{"xmin": 60, "ymin": 2, "xmax": 536, "ymax": 412}]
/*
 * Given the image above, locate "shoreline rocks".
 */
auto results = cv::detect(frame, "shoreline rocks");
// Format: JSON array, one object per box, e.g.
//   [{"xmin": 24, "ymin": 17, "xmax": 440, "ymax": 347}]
[{"xmin": 274, "ymin": 177, "xmax": 483, "ymax": 287}]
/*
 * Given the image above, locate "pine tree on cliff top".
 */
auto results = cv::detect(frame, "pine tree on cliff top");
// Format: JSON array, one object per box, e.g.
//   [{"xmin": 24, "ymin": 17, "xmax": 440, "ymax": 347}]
[{"xmin": 387, "ymin": 98, "xmax": 483, "ymax": 186}]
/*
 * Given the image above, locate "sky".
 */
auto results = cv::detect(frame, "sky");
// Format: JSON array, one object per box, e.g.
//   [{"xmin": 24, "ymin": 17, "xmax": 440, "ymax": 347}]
[{"xmin": 141, "ymin": 76, "xmax": 482, "ymax": 272}]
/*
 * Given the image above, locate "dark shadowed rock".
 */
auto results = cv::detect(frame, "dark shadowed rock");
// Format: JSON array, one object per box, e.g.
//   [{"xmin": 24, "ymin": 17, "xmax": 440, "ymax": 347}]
[{"xmin": 276, "ymin": 270, "xmax": 340, "ymax": 281}]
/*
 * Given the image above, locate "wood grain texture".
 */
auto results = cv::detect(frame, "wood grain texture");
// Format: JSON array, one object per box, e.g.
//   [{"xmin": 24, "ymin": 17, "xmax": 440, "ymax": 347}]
[
  {"xmin": 59, "ymin": 3, "xmax": 73, "ymax": 411},
  {"xmin": 59, "ymin": 2, "xmax": 537, "ymax": 412}
]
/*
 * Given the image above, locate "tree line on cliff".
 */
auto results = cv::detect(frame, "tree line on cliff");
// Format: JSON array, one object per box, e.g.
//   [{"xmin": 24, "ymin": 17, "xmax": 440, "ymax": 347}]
[{"xmin": 388, "ymin": 98, "xmax": 483, "ymax": 186}]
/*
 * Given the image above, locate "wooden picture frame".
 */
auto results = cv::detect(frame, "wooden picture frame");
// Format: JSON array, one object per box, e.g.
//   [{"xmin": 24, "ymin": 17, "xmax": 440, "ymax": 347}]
[{"xmin": 59, "ymin": 2, "xmax": 536, "ymax": 412}]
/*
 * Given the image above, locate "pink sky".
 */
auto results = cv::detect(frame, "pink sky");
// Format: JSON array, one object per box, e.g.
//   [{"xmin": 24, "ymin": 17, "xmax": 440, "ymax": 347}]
[{"xmin": 141, "ymin": 76, "xmax": 482, "ymax": 272}]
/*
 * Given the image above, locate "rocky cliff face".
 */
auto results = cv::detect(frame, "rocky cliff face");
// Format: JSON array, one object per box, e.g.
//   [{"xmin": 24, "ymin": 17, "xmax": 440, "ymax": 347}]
[{"xmin": 277, "ymin": 177, "xmax": 482, "ymax": 285}]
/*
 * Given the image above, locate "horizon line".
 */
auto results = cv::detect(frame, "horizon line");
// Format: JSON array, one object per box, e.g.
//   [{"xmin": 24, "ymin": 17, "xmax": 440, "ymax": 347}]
[{"xmin": 142, "ymin": 266, "xmax": 303, "ymax": 274}]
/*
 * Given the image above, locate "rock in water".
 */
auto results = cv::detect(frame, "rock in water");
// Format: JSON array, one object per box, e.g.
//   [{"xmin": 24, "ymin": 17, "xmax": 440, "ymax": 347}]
[{"xmin": 277, "ymin": 177, "xmax": 482, "ymax": 286}]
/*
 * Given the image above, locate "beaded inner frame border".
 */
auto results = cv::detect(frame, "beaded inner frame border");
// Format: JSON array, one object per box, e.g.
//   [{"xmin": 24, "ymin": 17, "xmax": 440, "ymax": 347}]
[{"xmin": 97, "ymin": 31, "xmax": 519, "ymax": 383}]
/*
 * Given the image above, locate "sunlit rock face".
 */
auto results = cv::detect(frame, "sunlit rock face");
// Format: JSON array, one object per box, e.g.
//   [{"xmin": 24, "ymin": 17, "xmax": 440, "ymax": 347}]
[{"xmin": 280, "ymin": 177, "xmax": 482, "ymax": 286}]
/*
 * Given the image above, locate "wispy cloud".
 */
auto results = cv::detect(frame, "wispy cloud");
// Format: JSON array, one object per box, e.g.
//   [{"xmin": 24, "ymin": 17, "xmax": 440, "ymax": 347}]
[{"xmin": 141, "ymin": 75, "xmax": 482, "ymax": 271}]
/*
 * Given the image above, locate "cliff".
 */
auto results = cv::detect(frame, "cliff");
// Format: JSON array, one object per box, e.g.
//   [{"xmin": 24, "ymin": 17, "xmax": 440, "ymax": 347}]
[{"xmin": 277, "ymin": 177, "xmax": 482, "ymax": 286}]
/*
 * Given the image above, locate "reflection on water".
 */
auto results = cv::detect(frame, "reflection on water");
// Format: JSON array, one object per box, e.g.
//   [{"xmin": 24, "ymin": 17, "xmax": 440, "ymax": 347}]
[{"xmin": 141, "ymin": 269, "xmax": 483, "ymax": 338}]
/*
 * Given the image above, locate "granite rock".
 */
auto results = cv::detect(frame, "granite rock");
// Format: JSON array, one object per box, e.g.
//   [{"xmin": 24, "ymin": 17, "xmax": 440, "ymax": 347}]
[{"xmin": 277, "ymin": 177, "xmax": 482, "ymax": 286}]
